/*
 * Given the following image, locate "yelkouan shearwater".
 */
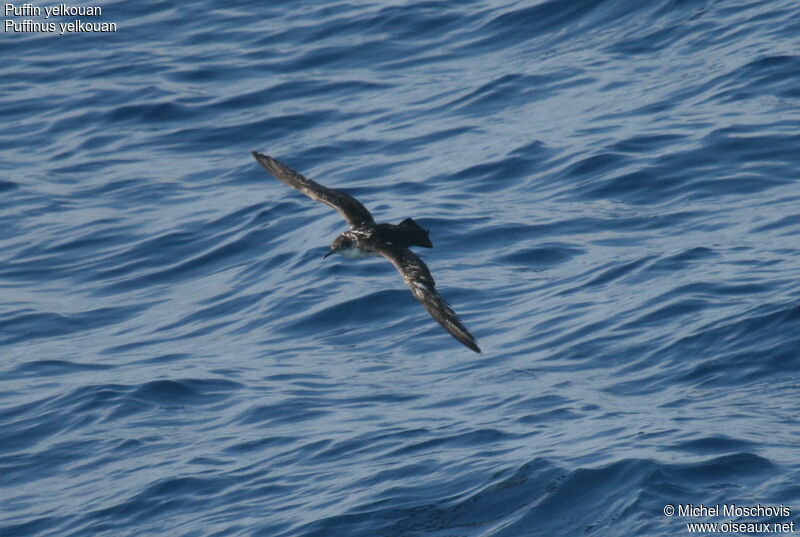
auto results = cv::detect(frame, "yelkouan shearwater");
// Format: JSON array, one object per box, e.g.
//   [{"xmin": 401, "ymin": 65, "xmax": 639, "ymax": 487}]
[{"xmin": 252, "ymin": 152, "xmax": 480, "ymax": 353}]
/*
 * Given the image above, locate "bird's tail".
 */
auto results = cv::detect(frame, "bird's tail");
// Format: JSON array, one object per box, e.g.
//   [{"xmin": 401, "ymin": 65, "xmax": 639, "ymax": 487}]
[{"xmin": 399, "ymin": 218, "xmax": 433, "ymax": 248}]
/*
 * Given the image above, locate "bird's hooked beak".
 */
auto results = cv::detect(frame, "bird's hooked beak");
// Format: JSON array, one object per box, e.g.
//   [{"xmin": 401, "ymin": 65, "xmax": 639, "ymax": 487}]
[{"xmin": 323, "ymin": 248, "xmax": 335, "ymax": 260}]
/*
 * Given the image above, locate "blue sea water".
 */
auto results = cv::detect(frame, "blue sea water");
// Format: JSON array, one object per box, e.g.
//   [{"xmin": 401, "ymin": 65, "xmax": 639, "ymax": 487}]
[{"xmin": 2, "ymin": 0, "xmax": 800, "ymax": 535}]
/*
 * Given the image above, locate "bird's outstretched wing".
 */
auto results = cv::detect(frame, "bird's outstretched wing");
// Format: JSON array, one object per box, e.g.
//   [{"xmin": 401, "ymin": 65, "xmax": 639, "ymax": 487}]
[
  {"xmin": 252, "ymin": 152, "xmax": 375, "ymax": 229},
  {"xmin": 376, "ymin": 243, "xmax": 481, "ymax": 353}
]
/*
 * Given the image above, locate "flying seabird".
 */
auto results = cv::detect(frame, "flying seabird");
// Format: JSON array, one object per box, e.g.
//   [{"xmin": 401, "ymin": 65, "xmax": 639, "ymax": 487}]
[{"xmin": 252, "ymin": 152, "xmax": 481, "ymax": 353}]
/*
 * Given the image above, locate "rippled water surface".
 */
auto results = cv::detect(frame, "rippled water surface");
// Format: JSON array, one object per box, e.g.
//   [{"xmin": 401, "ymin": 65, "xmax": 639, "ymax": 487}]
[{"xmin": 2, "ymin": 1, "xmax": 800, "ymax": 535}]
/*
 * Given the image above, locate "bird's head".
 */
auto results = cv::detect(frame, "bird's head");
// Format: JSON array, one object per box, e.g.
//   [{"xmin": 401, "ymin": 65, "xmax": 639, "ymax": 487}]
[{"xmin": 323, "ymin": 233, "xmax": 356, "ymax": 259}]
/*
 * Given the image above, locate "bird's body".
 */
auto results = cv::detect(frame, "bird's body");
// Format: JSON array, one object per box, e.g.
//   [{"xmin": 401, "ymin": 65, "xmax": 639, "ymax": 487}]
[{"xmin": 252, "ymin": 151, "xmax": 481, "ymax": 353}]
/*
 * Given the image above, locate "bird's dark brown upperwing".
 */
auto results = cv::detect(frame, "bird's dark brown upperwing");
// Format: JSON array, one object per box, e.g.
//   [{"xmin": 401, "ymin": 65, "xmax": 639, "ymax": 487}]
[
  {"xmin": 376, "ymin": 243, "xmax": 481, "ymax": 353},
  {"xmin": 252, "ymin": 152, "xmax": 375, "ymax": 229}
]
